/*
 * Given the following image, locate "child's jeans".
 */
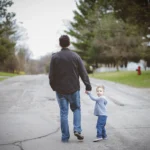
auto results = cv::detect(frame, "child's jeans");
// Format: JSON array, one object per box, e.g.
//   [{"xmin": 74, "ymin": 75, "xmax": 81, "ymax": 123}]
[{"xmin": 96, "ymin": 115, "xmax": 107, "ymax": 138}]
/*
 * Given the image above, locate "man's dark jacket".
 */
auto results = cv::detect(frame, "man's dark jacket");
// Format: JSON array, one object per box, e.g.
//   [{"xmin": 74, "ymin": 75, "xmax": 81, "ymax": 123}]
[{"xmin": 49, "ymin": 48, "xmax": 92, "ymax": 94}]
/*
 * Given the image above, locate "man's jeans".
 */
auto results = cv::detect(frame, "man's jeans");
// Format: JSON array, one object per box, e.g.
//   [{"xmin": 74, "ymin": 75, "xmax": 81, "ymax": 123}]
[
  {"xmin": 96, "ymin": 115, "xmax": 107, "ymax": 138},
  {"xmin": 56, "ymin": 90, "xmax": 82, "ymax": 141}
]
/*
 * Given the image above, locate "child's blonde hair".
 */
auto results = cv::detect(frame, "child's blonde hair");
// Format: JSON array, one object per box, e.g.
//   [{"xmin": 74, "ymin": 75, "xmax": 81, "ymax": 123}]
[{"xmin": 96, "ymin": 85, "xmax": 105, "ymax": 91}]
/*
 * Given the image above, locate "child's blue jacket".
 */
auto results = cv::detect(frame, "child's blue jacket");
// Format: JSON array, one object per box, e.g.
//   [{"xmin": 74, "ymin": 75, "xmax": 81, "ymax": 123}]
[{"xmin": 87, "ymin": 93, "xmax": 108, "ymax": 116}]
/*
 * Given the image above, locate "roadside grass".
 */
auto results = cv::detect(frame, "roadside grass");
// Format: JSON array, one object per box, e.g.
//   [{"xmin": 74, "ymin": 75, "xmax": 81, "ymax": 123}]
[
  {"xmin": 0, "ymin": 72, "xmax": 19, "ymax": 81},
  {"xmin": 0, "ymin": 72, "xmax": 19, "ymax": 77},
  {"xmin": 0, "ymin": 77, "xmax": 7, "ymax": 81},
  {"xmin": 89, "ymin": 70, "xmax": 150, "ymax": 88}
]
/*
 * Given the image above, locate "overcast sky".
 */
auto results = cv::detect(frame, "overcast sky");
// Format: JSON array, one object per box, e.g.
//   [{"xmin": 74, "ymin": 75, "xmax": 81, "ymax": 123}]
[{"xmin": 9, "ymin": 0, "xmax": 77, "ymax": 59}]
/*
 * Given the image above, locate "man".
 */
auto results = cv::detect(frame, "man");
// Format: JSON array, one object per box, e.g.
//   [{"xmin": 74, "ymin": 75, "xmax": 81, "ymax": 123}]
[{"xmin": 49, "ymin": 35, "xmax": 92, "ymax": 142}]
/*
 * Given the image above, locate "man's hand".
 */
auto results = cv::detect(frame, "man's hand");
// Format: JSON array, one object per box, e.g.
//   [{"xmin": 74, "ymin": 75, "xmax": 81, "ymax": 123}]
[{"xmin": 85, "ymin": 91, "xmax": 90, "ymax": 94}]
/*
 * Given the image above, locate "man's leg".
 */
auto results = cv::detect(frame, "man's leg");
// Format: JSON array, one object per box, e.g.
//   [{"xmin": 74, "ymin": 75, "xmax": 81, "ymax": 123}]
[
  {"xmin": 56, "ymin": 92, "xmax": 70, "ymax": 142},
  {"xmin": 69, "ymin": 91, "xmax": 84, "ymax": 140}
]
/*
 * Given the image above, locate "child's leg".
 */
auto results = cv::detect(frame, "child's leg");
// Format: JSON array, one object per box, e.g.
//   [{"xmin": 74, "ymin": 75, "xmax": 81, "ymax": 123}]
[
  {"xmin": 94, "ymin": 116, "xmax": 107, "ymax": 142},
  {"xmin": 96, "ymin": 116, "xmax": 102, "ymax": 138},
  {"xmin": 102, "ymin": 116, "xmax": 107, "ymax": 138}
]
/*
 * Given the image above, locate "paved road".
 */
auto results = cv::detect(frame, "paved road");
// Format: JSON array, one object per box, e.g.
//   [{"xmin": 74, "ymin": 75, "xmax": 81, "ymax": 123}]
[{"xmin": 0, "ymin": 75, "xmax": 150, "ymax": 150}]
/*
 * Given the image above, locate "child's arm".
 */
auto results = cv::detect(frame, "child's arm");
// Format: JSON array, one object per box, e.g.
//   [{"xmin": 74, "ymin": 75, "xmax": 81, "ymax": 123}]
[{"xmin": 86, "ymin": 92, "xmax": 100, "ymax": 102}]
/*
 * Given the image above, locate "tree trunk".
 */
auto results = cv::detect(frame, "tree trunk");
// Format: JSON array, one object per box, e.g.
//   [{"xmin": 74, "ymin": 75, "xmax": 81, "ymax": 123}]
[{"xmin": 115, "ymin": 59, "xmax": 120, "ymax": 71}]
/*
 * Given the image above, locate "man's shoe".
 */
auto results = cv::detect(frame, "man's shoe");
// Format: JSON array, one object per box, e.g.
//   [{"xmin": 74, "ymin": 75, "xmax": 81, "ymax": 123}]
[
  {"xmin": 93, "ymin": 137, "xmax": 103, "ymax": 142},
  {"xmin": 74, "ymin": 131, "xmax": 84, "ymax": 140},
  {"xmin": 61, "ymin": 139, "xmax": 69, "ymax": 143}
]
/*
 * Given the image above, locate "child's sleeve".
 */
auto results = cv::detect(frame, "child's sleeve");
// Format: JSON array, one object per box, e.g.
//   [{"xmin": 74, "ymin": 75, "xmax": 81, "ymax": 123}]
[
  {"xmin": 104, "ymin": 99, "xmax": 107, "ymax": 105},
  {"xmin": 87, "ymin": 93, "xmax": 100, "ymax": 102},
  {"xmin": 104, "ymin": 97, "xmax": 108, "ymax": 105}
]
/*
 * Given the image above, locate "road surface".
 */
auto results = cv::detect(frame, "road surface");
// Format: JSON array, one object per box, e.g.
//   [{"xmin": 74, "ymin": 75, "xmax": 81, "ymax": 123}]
[{"xmin": 0, "ymin": 75, "xmax": 150, "ymax": 150}]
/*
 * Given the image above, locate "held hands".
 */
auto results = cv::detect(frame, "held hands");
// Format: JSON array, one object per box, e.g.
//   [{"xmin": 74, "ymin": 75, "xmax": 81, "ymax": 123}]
[{"xmin": 85, "ymin": 91, "xmax": 90, "ymax": 94}]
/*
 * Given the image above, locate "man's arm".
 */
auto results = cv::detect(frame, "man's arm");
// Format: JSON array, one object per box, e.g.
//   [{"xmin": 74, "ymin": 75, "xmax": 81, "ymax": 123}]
[
  {"xmin": 78, "ymin": 56, "xmax": 92, "ymax": 91},
  {"xmin": 49, "ymin": 56, "xmax": 55, "ymax": 91}
]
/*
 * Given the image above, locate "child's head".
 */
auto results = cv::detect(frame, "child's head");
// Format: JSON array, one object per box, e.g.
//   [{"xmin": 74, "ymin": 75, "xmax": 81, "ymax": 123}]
[{"xmin": 96, "ymin": 85, "xmax": 105, "ymax": 97}]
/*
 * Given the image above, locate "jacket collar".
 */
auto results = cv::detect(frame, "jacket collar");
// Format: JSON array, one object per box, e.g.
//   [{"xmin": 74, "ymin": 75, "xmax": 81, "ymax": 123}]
[{"xmin": 61, "ymin": 47, "xmax": 70, "ymax": 51}]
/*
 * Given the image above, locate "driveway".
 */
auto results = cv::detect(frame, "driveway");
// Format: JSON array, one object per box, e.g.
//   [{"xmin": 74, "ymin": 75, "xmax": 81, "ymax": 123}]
[{"xmin": 0, "ymin": 75, "xmax": 150, "ymax": 150}]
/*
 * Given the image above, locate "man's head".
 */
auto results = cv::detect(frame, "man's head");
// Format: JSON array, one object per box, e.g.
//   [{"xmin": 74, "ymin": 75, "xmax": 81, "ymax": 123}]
[{"xmin": 59, "ymin": 35, "xmax": 70, "ymax": 48}]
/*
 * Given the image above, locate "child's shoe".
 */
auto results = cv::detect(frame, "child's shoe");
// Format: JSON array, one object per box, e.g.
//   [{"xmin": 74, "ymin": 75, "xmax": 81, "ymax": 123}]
[
  {"xmin": 93, "ymin": 137, "xmax": 103, "ymax": 142},
  {"xmin": 103, "ymin": 136, "xmax": 108, "ymax": 140}
]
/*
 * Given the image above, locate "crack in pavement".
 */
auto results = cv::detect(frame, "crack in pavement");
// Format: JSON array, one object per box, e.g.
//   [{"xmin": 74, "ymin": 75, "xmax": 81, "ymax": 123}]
[
  {"xmin": 0, "ymin": 127, "xmax": 60, "ymax": 149},
  {"xmin": 109, "ymin": 126, "xmax": 150, "ymax": 130},
  {"xmin": 90, "ymin": 79, "xmax": 149, "ymax": 101},
  {"xmin": 43, "ymin": 97, "xmax": 56, "ymax": 101},
  {"xmin": 107, "ymin": 96, "xmax": 125, "ymax": 106},
  {"xmin": 90, "ymin": 81, "xmax": 125, "ymax": 106},
  {"xmin": 14, "ymin": 142, "xmax": 24, "ymax": 150}
]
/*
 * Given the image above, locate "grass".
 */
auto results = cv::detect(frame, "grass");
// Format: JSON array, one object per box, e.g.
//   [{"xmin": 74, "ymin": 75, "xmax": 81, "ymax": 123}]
[
  {"xmin": 0, "ymin": 77, "xmax": 7, "ymax": 81},
  {"xmin": 89, "ymin": 70, "xmax": 150, "ymax": 88},
  {"xmin": 0, "ymin": 72, "xmax": 19, "ymax": 77},
  {"xmin": 0, "ymin": 72, "xmax": 19, "ymax": 81}
]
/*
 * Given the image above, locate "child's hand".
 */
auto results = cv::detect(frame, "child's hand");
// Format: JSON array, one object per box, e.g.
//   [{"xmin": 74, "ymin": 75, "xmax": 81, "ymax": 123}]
[{"xmin": 85, "ymin": 91, "xmax": 90, "ymax": 94}]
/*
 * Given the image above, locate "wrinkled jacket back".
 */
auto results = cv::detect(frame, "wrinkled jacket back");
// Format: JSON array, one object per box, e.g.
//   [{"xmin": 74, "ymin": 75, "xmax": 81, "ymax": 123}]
[{"xmin": 49, "ymin": 48, "xmax": 91, "ymax": 94}]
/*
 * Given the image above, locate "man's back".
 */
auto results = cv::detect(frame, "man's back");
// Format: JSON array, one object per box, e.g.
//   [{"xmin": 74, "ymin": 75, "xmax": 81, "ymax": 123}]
[{"xmin": 49, "ymin": 48, "xmax": 91, "ymax": 94}]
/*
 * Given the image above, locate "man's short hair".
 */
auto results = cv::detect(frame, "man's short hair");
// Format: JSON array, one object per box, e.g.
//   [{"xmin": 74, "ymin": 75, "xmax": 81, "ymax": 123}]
[{"xmin": 59, "ymin": 35, "xmax": 70, "ymax": 48}]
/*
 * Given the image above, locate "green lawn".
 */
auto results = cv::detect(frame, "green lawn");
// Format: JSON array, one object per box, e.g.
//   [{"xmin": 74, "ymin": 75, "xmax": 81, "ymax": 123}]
[
  {"xmin": 89, "ymin": 70, "xmax": 150, "ymax": 88},
  {"xmin": 0, "ymin": 77, "xmax": 7, "ymax": 81},
  {"xmin": 0, "ymin": 72, "xmax": 19, "ymax": 77},
  {"xmin": 0, "ymin": 72, "xmax": 19, "ymax": 81}
]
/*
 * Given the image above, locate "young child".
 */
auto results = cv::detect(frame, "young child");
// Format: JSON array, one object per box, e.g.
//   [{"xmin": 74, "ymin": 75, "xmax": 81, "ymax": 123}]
[{"xmin": 86, "ymin": 85, "xmax": 108, "ymax": 142}]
